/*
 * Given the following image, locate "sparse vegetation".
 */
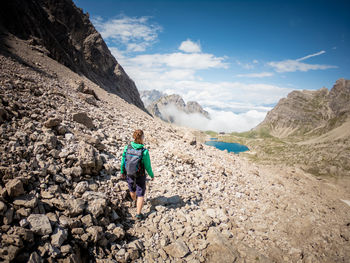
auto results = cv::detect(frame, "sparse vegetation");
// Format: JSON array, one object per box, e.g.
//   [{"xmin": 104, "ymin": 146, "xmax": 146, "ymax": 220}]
[{"xmin": 204, "ymin": 130, "xmax": 218, "ymax": 137}]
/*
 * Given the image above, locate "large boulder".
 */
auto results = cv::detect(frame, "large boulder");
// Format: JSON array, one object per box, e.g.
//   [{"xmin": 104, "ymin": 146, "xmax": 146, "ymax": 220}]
[
  {"xmin": 44, "ymin": 117, "xmax": 62, "ymax": 128},
  {"xmin": 5, "ymin": 179, "xmax": 25, "ymax": 197},
  {"xmin": 204, "ymin": 227, "xmax": 239, "ymax": 263},
  {"xmin": 82, "ymin": 191, "xmax": 107, "ymax": 218},
  {"xmin": 164, "ymin": 239, "xmax": 189, "ymax": 258},
  {"xmin": 73, "ymin": 112, "xmax": 94, "ymax": 129},
  {"xmin": 77, "ymin": 142, "xmax": 103, "ymax": 175}
]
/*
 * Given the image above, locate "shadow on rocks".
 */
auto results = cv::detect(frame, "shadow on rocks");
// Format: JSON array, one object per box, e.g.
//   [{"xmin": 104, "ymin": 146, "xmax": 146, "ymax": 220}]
[{"xmin": 145, "ymin": 195, "xmax": 186, "ymax": 217}]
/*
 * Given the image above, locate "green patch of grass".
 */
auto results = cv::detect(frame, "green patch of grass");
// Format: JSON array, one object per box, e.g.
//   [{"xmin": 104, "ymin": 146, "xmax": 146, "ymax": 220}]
[{"xmin": 204, "ymin": 130, "xmax": 218, "ymax": 137}]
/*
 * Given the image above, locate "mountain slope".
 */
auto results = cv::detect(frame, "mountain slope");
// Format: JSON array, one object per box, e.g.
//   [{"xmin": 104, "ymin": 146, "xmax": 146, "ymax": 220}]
[
  {"xmin": 257, "ymin": 79, "xmax": 350, "ymax": 138},
  {"xmin": 0, "ymin": 0, "xmax": 145, "ymax": 110}
]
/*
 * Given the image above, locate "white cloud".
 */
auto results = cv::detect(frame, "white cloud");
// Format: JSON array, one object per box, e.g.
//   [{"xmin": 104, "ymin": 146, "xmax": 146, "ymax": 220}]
[
  {"xmin": 236, "ymin": 72, "xmax": 274, "ymax": 78},
  {"xmin": 109, "ymin": 47, "xmax": 125, "ymax": 60},
  {"xmin": 268, "ymin": 50, "xmax": 337, "ymax": 73},
  {"xmin": 126, "ymin": 52, "xmax": 228, "ymax": 70},
  {"xmin": 158, "ymin": 104, "xmax": 267, "ymax": 132},
  {"xmin": 296, "ymin": 50, "xmax": 326, "ymax": 61},
  {"xmin": 236, "ymin": 60, "xmax": 256, "ymax": 70},
  {"xmin": 268, "ymin": 60, "xmax": 337, "ymax": 73},
  {"xmin": 179, "ymin": 39, "xmax": 201, "ymax": 53},
  {"xmin": 92, "ymin": 15, "xmax": 161, "ymax": 52}
]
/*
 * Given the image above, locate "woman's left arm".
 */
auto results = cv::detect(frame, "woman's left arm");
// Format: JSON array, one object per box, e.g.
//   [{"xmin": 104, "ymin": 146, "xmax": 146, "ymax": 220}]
[{"xmin": 143, "ymin": 149, "xmax": 154, "ymax": 178}]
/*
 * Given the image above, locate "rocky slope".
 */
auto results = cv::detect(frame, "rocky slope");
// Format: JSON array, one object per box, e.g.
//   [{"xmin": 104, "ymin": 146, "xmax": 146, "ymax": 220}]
[
  {"xmin": 0, "ymin": 34, "xmax": 349, "ymax": 263},
  {"xmin": 0, "ymin": 0, "xmax": 145, "ymax": 110},
  {"xmin": 0, "ymin": 1, "xmax": 349, "ymax": 262},
  {"xmin": 257, "ymin": 79, "xmax": 350, "ymax": 138},
  {"xmin": 147, "ymin": 94, "xmax": 210, "ymax": 123}
]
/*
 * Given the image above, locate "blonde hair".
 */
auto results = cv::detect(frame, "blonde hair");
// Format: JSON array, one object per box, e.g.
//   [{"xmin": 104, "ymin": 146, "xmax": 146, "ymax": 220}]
[{"xmin": 133, "ymin": 129, "xmax": 144, "ymax": 144}]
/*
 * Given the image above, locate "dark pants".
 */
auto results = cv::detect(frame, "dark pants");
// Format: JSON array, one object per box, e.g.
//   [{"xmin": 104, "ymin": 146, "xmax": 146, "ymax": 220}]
[{"xmin": 126, "ymin": 175, "xmax": 146, "ymax": 197}]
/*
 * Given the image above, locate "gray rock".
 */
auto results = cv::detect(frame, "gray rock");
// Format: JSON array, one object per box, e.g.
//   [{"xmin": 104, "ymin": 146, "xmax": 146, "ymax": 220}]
[
  {"xmin": 204, "ymin": 227, "xmax": 239, "ymax": 263},
  {"xmin": 68, "ymin": 198, "xmax": 85, "ymax": 216},
  {"xmin": 19, "ymin": 218, "xmax": 29, "ymax": 227},
  {"xmin": 5, "ymin": 179, "xmax": 25, "ymax": 197},
  {"xmin": 73, "ymin": 112, "xmax": 94, "ymax": 129},
  {"xmin": 86, "ymin": 226, "xmax": 103, "ymax": 243},
  {"xmin": 4, "ymin": 207, "xmax": 14, "ymax": 225},
  {"xmin": 0, "ymin": 200, "xmax": 7, "ymax": 215},
  {"xmin": 84, "ymin": 94, "xmax": 98, "ymax": 106},
  {"xmin": 13, "ymin": 194, "xmax": 38, "ymax": 208},
  {"xmin": 0, "ymin": 245, "xmax": 20, "ymax": 261},
  {"xmin": 81, "ymin": 214, "xmax": 94, "ymax": 227},
  {"xmin": 112, "ymin": 226, "xmax": 125, "ymax": 240},
  {"xmin": 60, "ymin": 244, "xmax": 72, "ymax": 255},
  {"xmin": 164, "ymin": 239, "xmax": 189, "ymax": 258},
  {"xmin": 86, "ymin": 198, "xmax": 106, "ymax": 217},
  {"xmin": 28, "ymin": 251, "xmax": 43, "ymax": 263},
  {"xmin": 51, "ymin": 227, "xmax": 68, "ymax": 248},
  {"xmin": 77, "ymin": 143, "xmax": 103, "ymax": 175},
  {"xmin": 44, "ymin": 117, "xmax": 62, "ymax": 128},
  {"xmin": 28, "ymin": 214, "xmax": 52, "ymax": 235},
  {"xmin": 71, "ymin": 166, "xmax": 83, "ymax": 177},
  {"xmin": 74, "ymin": 181, "xmax": 89, "ymax": 194},
  {"xmin": 43, "ymin": 133, "xmax": 57, "ymax": 150}
]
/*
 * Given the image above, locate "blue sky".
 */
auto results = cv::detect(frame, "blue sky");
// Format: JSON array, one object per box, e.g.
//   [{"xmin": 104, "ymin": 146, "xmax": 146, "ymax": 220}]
[{"xmin": 74, "ymin": 0, "xmax": 350, "ymax": 132}]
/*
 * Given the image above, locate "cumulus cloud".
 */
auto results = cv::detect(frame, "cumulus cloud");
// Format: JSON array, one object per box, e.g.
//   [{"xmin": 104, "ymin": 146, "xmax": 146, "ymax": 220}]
[
  {"xmin": 179, "ymin": 39, "xmax": 201, "ymax": 53},
  {"xmin": 268, "ymin": 50, "xmax": 337, "ymax": 73},
  {"xmin": 127, "ymin": 52, "xmax": 228, "ymax": 70},
  {"xmin": 236, "ymin": 72, "xmax": 274, "ymax": 78},
  {"xmin": 158, "ymin": 104, "xmax": 267, "ymax": 132},
  {"xmin": 92, "ymin": 15, "xmax": 161, "ymax": 52}
]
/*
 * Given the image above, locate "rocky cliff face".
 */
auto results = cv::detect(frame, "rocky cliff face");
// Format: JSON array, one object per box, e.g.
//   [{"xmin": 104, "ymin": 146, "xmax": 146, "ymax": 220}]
[
  {"xmin": 147, "ymin": 94, "xmax": 210, "ymax": 123},
  {"xmin": 257, "ymin": 78, "xmax": 350, "ymax": 137},
  {"xmin": 0, "ymin": 0, "xmax": 145, "ymax": 110}
]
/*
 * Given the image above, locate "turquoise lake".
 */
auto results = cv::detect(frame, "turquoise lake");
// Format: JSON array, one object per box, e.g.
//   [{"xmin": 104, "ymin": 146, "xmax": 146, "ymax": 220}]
[{"xmin": 205, "ymin": 140, "xmax": 249, "ymax": 154}]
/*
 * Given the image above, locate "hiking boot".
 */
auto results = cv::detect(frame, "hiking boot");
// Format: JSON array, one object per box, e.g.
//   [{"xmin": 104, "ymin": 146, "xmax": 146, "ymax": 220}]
[{"xmin": 135, "ymin": 213, "xmax": 144, "ymax": 221}]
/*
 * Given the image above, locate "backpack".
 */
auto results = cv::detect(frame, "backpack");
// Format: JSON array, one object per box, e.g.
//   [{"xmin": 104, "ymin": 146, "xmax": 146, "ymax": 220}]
[{"xmin": 124, "ymin": 144, "xmax": 145, "ymax": 179}]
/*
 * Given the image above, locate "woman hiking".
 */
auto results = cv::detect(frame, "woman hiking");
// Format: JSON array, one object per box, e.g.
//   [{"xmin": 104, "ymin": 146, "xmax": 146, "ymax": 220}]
[{"xmin": 120, "ymin": 129, "xmax": 154, "ymax": 220}]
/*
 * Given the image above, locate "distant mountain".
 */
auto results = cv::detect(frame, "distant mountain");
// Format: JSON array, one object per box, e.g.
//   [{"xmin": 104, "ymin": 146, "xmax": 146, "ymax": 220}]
[
  {"xmin": 256, "ymin": 78, "xmax": 350, "ymax": 138},
  {"xmin": 146, "ymin": 93, "xmax": 210, "ymax": 123},
  {"xmin": 140, "ymin": 89, "xmax": 166, "ymax": 107}
]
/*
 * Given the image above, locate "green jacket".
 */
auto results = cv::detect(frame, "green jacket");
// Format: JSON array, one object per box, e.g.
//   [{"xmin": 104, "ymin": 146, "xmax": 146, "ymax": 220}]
[{"xmin": 120, "ymin": 141, "xmax": 154, "ymax": 178}]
